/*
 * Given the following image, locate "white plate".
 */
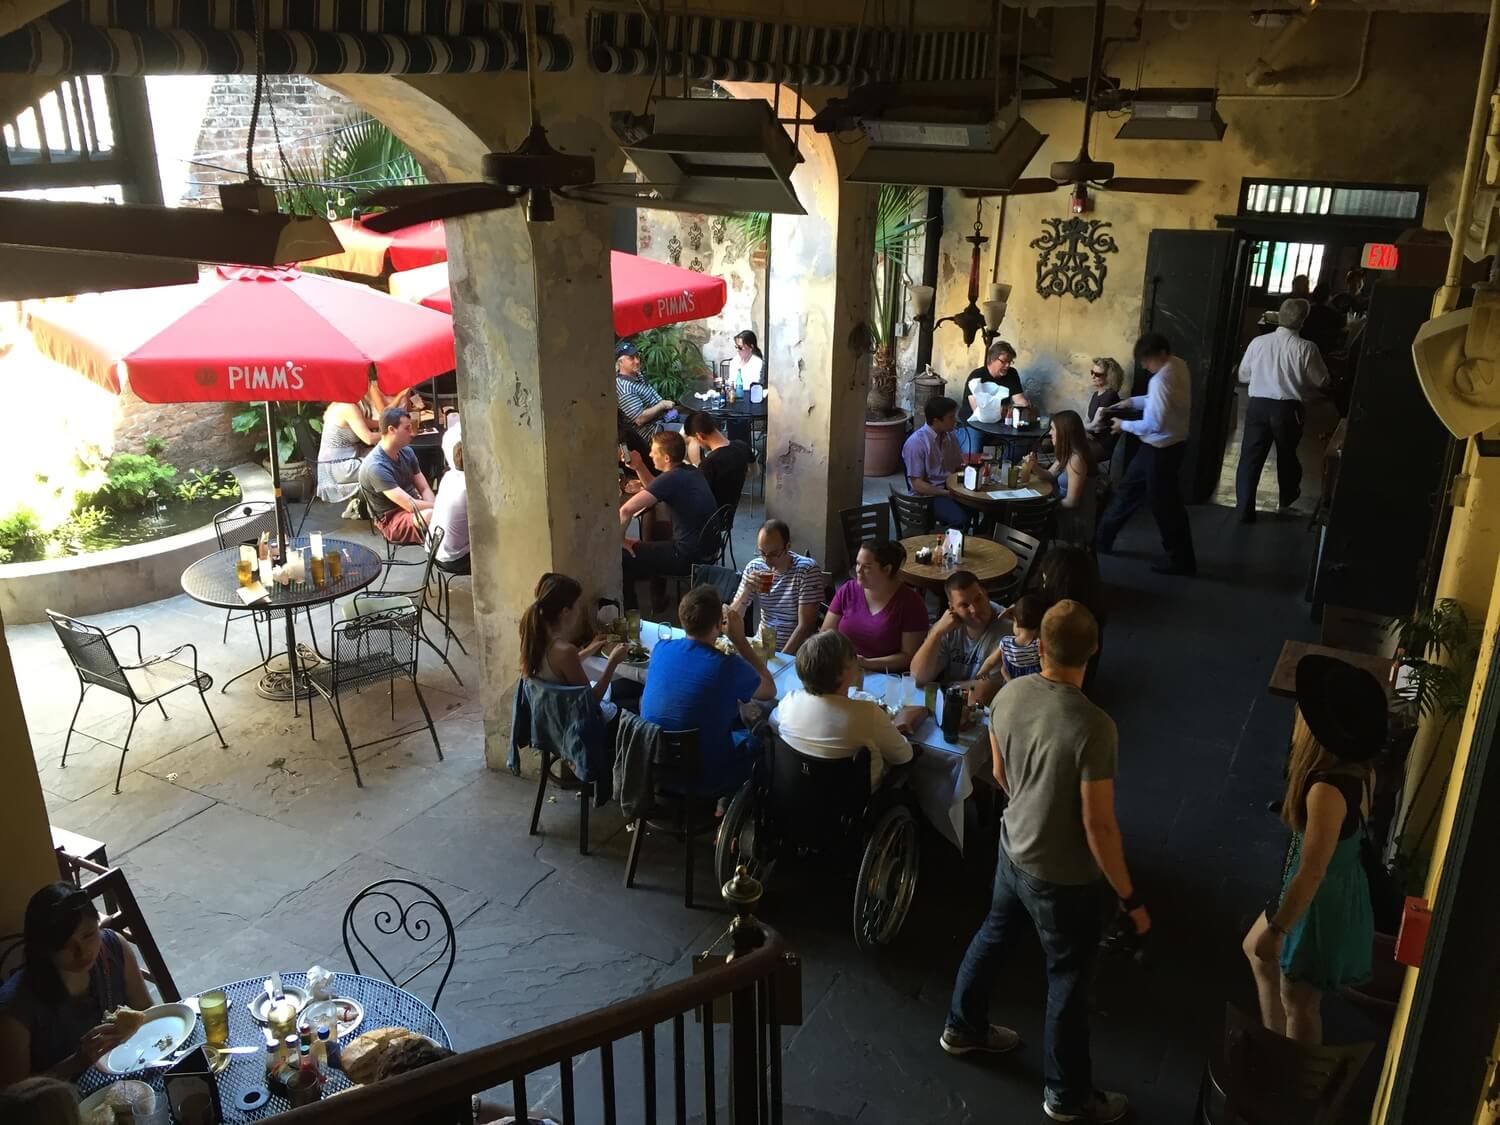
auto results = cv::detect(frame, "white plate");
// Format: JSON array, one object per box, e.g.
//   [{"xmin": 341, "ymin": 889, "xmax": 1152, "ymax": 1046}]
[
  {"xmin": 96, "ymin": 1002, "xmax": 198, "ymax": 1074},
  {"xmin": 301, "ymin": 997, "xmax": 365, "ymax": 1038}
]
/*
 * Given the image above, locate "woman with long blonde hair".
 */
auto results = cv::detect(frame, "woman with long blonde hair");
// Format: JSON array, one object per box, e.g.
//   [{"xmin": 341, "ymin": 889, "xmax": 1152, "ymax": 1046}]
[{"xmin": 1242, "ymin": 655, "xmax": 1383, "ymax": 1043}]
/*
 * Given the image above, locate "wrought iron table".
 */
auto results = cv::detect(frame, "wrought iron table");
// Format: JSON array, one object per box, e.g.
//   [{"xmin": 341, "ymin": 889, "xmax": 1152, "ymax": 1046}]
[
  {"xmin": 963, "ymin": 417, "xmax": 1046, "ymax": 462},
  {"xmin": 181, "ymin": 537, "xmax": 382, "ymax": 704},
  {"xmin": 77, "ymin": 971, "xmax": 449, "ymax": 1120}
]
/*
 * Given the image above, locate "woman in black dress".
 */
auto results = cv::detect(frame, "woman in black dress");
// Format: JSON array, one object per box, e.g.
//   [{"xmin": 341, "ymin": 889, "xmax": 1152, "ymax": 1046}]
[{"xmin": 1085, "ymin": 356, "xmax": 1125, "ymax": 463}]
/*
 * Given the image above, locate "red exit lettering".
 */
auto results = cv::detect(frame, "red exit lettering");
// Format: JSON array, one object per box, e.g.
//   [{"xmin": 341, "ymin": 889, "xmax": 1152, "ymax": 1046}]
[{"xmin": 1362, "ymin": 242, "xmax": 1399, "ymax": 271}]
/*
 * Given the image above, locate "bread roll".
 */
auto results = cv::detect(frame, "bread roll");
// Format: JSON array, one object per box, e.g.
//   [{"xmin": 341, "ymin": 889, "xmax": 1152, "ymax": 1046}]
[
  {"xmin": 106, "ymin": 1006, "xmax": 147, "ymax": 1037},
  {"xmin": 341, "ymin": 1027, "xmax": 423, "ymax": 1085}
]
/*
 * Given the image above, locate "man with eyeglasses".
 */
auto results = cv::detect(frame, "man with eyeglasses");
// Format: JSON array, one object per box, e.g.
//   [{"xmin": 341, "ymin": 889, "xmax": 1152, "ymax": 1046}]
[{"xmin": 730, "ymin": 519, "xmax": 824, "ymax": 654}]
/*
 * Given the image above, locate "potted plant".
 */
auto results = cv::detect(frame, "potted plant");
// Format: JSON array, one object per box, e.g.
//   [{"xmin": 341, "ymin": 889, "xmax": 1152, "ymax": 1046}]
[
  {"xmin": 231, "ymin": 402, "xmax": 322, "ymax": 501},
  {"xmin": 1343, "ymin": 598, "xmax": 1478, "ymax": 1012},
  {"xmin": 863, "ymin": 185, "xmax": 926, "ymax": 477},
  {"xmin": 635, "ymin": 326, "xmax": 710, "ymax": 404}
]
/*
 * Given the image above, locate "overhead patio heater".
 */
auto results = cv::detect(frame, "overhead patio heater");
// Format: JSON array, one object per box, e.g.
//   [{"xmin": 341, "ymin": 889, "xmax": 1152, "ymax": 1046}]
[
  {"xmin": 1114, "ymin": 89, "xmax": 1227, "ymax": 141},
  {"xmin": 599, "ymin": 98, "xmax": 807, "ymax": 216},
  {"xmin": 847, "ymin": 107, "xmax": 1046, "ymax": 193}
]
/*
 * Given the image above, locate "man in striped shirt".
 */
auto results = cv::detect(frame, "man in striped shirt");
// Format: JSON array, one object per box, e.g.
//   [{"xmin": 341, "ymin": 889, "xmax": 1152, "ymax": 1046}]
[
  {"xmin": 730, "ymin": 519, "xmax": 824, "ymax": 655},
  {"xmin": 614, "ymin": 341, "xmax": 675, "ymax": 441}
]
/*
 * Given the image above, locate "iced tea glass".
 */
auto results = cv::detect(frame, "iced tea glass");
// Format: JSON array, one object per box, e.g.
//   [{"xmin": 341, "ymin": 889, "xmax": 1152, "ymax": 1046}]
[
  {"xmin": 236, "ymin": 559, "xmax": 254, "ymax": 587},
  {"xmin": 199, "ymin": 988, "xmax": 229, "ymax": 1047},
  {"xmin": 309, "ymin": 554, "xmax": 325, "ymax": 586},
  {"xmin": 328, "ymin": 551, "xmax": 344, "ymax": 582}
]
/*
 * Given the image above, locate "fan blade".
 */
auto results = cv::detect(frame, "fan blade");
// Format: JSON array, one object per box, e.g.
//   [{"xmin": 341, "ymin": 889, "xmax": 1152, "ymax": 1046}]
[
  {"xmin": 1099, "ymin": 177, "xmax": 1200, "ymax": 195},
  {"xmin": 361, "ymin": 183, "xmax": 483, "ymax": 208},
  {"xmin": 360, "ymin": 185, "xmax": 521, "ymax": 231}
]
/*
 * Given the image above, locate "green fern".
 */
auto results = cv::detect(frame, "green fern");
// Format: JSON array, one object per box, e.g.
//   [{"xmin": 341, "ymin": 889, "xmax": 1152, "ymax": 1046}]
[{"xmin": 1395, "ymin": 598, "xmax": 1479, "ymax": 720}]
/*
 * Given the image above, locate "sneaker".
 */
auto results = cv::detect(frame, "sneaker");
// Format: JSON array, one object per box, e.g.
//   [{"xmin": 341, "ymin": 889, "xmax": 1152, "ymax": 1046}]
[
  {"xmin": 1043, "ymin": 1089, "xmax": 1130, "ymax": 1122},
  {"xmin": 939, "ymin": 1024, "xmax": 1021, "ymax": 1056}
]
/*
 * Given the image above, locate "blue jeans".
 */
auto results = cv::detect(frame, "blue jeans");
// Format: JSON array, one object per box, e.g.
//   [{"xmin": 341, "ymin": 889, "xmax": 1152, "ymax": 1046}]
[
  {"xmin": 947, "ymin": 847, "xmax": 1106, "ymax": 1111},
  {"xmin": 957, "ymin": 423, "xmax": 985, "ymax": 457},
  {"xmin": 933, "ymin": 495, "xmax": 970, "ymax": 528}
]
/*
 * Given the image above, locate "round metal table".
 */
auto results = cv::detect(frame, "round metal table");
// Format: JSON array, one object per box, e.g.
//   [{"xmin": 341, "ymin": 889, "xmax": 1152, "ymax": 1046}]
[
  {"xmin": 77, "ymin": 972, "xmax": 449, "ymax": 1120},
  {"xmin": 897, "ymin": 534, "xmax": 1018, "ymax": 592},
  {"xmin": 181, "ymin": 536, "xmax": 382, "ymax": 702},
  {"xmin": 963, "ymin": 418, "xmax": 1046, "ymax": 462}
]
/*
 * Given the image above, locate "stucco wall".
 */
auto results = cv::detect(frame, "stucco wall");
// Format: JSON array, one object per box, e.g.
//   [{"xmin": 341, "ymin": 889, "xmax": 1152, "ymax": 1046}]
[
  {"xmin": 929, "ymin": 9, "xmax": 1483, "ymax": 419},
  {"xmin": 636, "ymin": 209, "xmax": 765, "ymax": 368}
]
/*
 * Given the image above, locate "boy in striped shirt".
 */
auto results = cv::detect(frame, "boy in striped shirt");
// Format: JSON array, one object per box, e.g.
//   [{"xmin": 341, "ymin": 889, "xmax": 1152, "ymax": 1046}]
[{"xmin": 731, "ymin": 519, "xmax": 824, "ymax": 655}]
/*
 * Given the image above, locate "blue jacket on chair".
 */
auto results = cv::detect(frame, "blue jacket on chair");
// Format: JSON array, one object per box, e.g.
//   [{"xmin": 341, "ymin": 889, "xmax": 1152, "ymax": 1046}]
[{"xmin": 509, "ymin": 678, "xmax": 611, "ymax": 807}]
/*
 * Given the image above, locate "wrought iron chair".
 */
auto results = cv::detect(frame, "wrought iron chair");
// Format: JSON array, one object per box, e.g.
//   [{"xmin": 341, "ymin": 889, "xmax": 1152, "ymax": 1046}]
[
  {"xmin": 354, "ymin": 525, "xmax": 464, "ymax": 686},
  {"xmin": 341, "ymin": 878, "xmax": 457, "ymax": 1012},
  {"xmin": 47, "ymin": 611, "xmax": 227, "ymax": 794},
  {"xmin": 521, "ymin": 678, "xmax": 607, "ymax": 856},
  {"xmin": 213, "ymin": 500, "xmax": 323, "ymax": 649},
  {"xmin": 651, "ymin": 505, "xmax": 736, "ymax": 615},
  {"xmin": 888, "ymin": 487, "xmax": 935, "ymax": 539},
  {"xmin": 1004, "ymin": 494, "xmax": 1057, "ymax": 540},
  {"xmin": 305, "ymin": 605, "xmax": 443, "ymax": 788},
  {"xmin": 839, "ymin": 503, "xmax": 890, "ymax": 569}
]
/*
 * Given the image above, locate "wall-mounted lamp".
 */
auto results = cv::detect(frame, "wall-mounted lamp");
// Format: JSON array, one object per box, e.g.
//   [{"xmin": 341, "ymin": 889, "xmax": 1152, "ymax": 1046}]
[{"xmin": 908, "ymin": 282, "xmax": 935, "ymax": 319}]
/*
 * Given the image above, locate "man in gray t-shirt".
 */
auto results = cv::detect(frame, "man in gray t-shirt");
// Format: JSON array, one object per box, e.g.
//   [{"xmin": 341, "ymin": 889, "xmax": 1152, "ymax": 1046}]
[
  {"xmin": 940, "ymin": 600, "xmax": 1150, "ymax": 1124},
  {"xmin": 911, "ymin": 571, "xmax": 1008, "ymax": 707}
]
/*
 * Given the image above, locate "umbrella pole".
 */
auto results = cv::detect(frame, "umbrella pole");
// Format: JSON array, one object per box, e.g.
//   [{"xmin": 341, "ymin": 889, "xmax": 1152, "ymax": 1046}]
[{"xmin": 265, "ymin": 400, "xmax": 289, "ymax": 564}]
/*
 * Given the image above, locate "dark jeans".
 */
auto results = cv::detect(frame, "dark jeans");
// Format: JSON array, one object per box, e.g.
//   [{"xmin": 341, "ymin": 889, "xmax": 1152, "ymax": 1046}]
[
  {"xmin": 621, "ymin": 541, "xmax": 689, "ymax": 610},
  {"xmin": 948, "ymin": 847, "xmax": 1107, "ymax": 1111},
  {"xmin": 933, "ymin": 495, "xmax": 971, "ymax": 529},
  {"xmin": 1235, "ymin": 397, "xmax": 1304, "ymax": 517},
  {"xmin": 1095, "ymin": 440, "xmax": 1195, "ymax": 571}
]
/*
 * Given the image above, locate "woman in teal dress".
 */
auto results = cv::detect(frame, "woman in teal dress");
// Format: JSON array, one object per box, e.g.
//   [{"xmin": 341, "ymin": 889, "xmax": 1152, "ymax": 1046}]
[{"xmin": 1242, "ymin": 654, "xmax": 1382, "ymax": 1044}]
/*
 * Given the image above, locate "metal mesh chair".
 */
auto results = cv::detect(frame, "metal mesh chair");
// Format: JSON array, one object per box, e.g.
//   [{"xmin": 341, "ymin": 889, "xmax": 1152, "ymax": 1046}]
[
  {"xmin": 342, "ymin": 878, "xmax": 457, "ymax": 1012},
  {"xmin": 47, "ymin": 611, "xmax": 227, "ymax": 794},
  {"xmin": 623, "ymin": 729, "xmax": 720, "ymax": 909},
  {"xmin": 305, "ymin": 605, "xmax": 442, "ymax": 788},
  {"xmin": 355, "ymin": 525, "xmax": 464, "ymax": 686},
  {"xmin": 888, "ymin": 487, "xmax": 935, "ymax": 539}
]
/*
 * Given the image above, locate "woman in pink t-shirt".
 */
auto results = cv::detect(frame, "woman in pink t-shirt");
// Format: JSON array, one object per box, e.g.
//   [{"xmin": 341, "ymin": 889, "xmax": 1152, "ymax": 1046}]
[{"xmin": 820, "ymin": 540, "xmax": 930, "ymax": 672}]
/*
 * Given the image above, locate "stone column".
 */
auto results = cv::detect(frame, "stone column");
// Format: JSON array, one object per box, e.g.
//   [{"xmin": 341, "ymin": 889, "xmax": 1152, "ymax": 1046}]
[
  {"xmin": 0, "ymin": 612, "xmax": 62, "ymax": 933},
  {"xmin": 447, "ymin": 207, "xmax": 619, "ymax": 768}
]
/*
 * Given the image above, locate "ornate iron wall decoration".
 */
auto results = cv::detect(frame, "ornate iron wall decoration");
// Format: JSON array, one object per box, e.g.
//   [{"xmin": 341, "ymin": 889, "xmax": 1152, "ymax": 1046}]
[{"xmin": 1029, "ymin": 217, "xmax": 1119, "ymax": 303}]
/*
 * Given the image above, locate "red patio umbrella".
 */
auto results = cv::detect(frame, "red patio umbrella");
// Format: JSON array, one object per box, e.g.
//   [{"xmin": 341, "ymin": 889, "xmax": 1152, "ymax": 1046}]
[
  {"xmin": 28, "ymin": 264, "xmax": 456, "ymax": 553},
  {"xmin": 387, "ymin": 251, "xmax": 728, "ymax": 334},
  {"xmin": 299, "ymin": 216, "xmax": 448, "ymax": 276}
]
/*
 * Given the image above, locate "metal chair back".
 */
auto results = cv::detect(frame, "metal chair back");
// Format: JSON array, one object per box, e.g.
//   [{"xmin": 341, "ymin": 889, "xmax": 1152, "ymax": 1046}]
[
  {"xmin": 1206, "ymin": 1005, "xmax": 1372, "ymax": 1125},
  {"xmin": 689, "ymin": 564, "xmax": 755, "ymax": 632},
  {"xmin": 839, "ymin": 504, "xmax": 890, "ymax": 568},
  {"xmin": 888, "ymin": 487, "xmax": 935, "ymax": 539},
  {"xmin": 768, "ymin": 736, "xmax": 870, "ymax": 854},
  {"xmin": 331, "ymin": 605, "xmax": 421, "ymax": 694},
  {"xmin": 214, "ymin": 500, "xmax": 278, "ymax": 551},
  {"xmin": 342, "ymin": 878, "xmax": 458, "ymax": 1012},
  {"xmin": 990, "ymin": 524, "xmax": 1044, "ymax": 593},
  {"xmin": 652, "ymin": 729, "xmax": 703, "ymax": 796},
  {"xmin": 47, "ymin": 611, "xmax": 131, "ymax": 698},
  {"xmin": 694, "ymin": 505, "xmax": 735, "ymax": 567},
  {"xmin": 1006, "ymin": 495, "xmax": 1057, "ymax": 538}
]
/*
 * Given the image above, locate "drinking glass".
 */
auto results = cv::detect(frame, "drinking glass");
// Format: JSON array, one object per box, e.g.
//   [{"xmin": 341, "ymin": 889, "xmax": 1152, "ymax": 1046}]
[
  {"xmin": 309, "ymin": 555, "xmax": 325, "ymax": 586},
  {"xmin": 756, "ymin": 570, "xmax": 774, "ymax": 595},
  {"xmin": 883, "ymin": 674, "xmax": 903, "ymax": 713},
  {"xmin": 625, "ymin": 610, "xmax": 641, "ymax": 644},
  {"xmin": 656, "ymin": 622, "xmax": 672, "ymax": 647},
  {"xmin": 328, "ymin": 550, "xmax": 344, "ymax": 582},
  {"xmin": 199, "ymin": 988, "xmax": 229, "ymax": 1047},
  {"xmin": 236, "ymin": 558, "xmax": 254, "ymax": 587}
]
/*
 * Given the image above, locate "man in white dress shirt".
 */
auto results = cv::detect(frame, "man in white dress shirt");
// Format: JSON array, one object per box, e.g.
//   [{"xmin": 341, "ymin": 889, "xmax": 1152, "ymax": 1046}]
[
  {"xmin": 1233, "ymin": 297, "xmax": 1329, "ymax": 523},
  {"xmin": 1096, "ymin": 334, "xmax": 1196, "ymax": 576}
]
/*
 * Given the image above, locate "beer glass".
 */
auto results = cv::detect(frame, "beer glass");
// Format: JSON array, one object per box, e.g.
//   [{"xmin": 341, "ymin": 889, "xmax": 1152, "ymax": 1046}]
[
  {"xmin": 309, "ymin": 554, "xmax": 325, "ymax": 586},
  {"xmin": 199, "ymin": 988, "xmax": 229, "ymax": 1047},
  {"xmin": 236, "ymin": 558, "xmax": 254, "ymax": 587},
  {"xmin": 327, "ymin": 550, "xmax": 344, "ymax": 582}
]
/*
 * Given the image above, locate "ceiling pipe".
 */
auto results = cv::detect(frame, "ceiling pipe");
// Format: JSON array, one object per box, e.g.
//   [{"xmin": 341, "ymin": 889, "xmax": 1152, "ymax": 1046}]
[
  {"xmin": 1220, "ymin": 12, "xmax": 1374, "ymax": 101},
  {"xmin": 1437, "ymin": 0, "xmax": 1500, "ymax": 317}
]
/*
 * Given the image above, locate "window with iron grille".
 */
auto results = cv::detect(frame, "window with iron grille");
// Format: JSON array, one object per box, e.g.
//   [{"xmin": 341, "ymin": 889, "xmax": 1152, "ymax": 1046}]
[
  {"xmin": 1240, "ymin": 179, "xmax": 1423, "ymax": 221},
  {"xmin": 1248, "ymin": 240, "xmax": 1325, "ymax": 294}
]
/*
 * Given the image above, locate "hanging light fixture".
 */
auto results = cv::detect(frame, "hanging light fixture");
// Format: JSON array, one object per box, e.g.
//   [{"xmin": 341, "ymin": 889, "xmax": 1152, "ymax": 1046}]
[{"xmin": 933, "ymin": 200, "xmax": 1007, "ymax": 350}]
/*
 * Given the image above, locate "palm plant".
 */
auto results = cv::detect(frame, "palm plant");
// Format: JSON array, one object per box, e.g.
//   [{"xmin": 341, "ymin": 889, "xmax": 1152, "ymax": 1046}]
[
  {"xmin": 727, "ymin": 212, "xmax": 770, "ymax": 257},
  {"xmin": 1394, "ymin": 598, "xmax": 1479, "ymax": 725},
  {"xmin": 273, "ymin": 113, "xmax": 425, "ymax": 220},
  {"xmin": 868, "ymin": 185, "xmax": 927, "ymax": 415}
]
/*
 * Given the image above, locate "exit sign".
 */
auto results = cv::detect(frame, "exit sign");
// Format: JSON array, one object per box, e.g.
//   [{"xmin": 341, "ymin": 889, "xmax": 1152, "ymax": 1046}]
[{"xmin": 1363, "ymin": 242, "xmax": 1400, "ymax": 270}]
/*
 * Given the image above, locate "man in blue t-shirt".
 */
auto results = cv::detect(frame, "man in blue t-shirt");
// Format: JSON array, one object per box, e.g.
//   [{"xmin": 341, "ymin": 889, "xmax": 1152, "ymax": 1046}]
[
  {"xmin": 358, "ymin": 406, "xmax": 435, "ymax": 545},
  {"xmin": 619, "ymin": 430, "xmax": 720, "ymax": 609},
  {"xmin": 641, "ymin": 584, "xmax": 776, "ymax": 795}
]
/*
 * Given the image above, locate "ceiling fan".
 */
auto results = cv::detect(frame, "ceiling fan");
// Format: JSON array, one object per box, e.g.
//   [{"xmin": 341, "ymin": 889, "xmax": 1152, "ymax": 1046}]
[
  {"xmin": 362, "ymin": 0, "xmax": 805, "ymax": 231},
  {"xmin": 969, "ymin": 0, "xmax": 1199, "ymax": 203}
]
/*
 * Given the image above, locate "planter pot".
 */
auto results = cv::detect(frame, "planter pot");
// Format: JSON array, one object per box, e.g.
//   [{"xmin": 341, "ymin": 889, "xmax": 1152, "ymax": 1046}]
[
  {"xmin": 863, "ymin": 412, "xmax": 910, "ymax": 478},
  {"xmin": 1341, "ymin": 931, "xmax": 1403, "ymax": 1014},
  {"xmin": 263, "ymin": 460, "xmax": 313, "ymax": 503}
]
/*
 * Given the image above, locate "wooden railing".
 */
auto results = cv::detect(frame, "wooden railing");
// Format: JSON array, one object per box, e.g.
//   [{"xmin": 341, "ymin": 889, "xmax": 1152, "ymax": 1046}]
[{"xmin": 277, "ymin": 868, "xmax": 788, "ymax": 1125}]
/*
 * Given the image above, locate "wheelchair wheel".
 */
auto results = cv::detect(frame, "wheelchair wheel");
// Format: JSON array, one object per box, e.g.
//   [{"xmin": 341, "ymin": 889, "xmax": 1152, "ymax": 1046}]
[
  {"xmin": 853, "ymin": 805, "xmax": 920, "ymax": 951},
  {"xmin": 715, "ymin": 782, "xmax": 773, "ymax": 888}
]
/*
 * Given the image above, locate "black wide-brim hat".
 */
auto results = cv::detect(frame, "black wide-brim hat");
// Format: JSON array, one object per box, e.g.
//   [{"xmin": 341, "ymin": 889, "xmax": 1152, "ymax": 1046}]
[{"xmin": 1295, "ymin": 654, "xmax": 1388, "ymax": 762}]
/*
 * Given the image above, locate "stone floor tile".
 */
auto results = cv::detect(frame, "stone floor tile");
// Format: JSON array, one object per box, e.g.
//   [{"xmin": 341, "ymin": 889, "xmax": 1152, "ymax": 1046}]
[
  {"xmin": 374, "ymin": 808, "xmax": 556, "ymax": 909},
  {"xmin": 55, "ymin": 771, "xmax": 217, "ymax": 857}
]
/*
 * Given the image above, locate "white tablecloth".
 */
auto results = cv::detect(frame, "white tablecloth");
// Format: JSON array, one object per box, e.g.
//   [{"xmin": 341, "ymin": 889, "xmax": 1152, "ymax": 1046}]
[{"xmin": 585, "ymin": 624, "xmax": 988, "ymax": 853}]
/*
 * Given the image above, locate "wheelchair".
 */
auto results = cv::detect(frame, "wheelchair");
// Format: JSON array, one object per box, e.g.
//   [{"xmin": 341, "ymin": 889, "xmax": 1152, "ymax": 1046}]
[{"xmin": 714, "ymin": 734, "xmax": 921, "ymax": 951}]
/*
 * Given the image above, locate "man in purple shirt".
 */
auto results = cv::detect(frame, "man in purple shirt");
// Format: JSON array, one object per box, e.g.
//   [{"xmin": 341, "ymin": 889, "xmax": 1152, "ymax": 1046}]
[{"xmin": 901, "ymin": 396, "xmax": 967, "ymax": 527}]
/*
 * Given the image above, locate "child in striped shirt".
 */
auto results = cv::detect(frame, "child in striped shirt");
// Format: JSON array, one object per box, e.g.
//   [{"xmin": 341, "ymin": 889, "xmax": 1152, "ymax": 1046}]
[{"xmin": 977, "ymin": 592, "xmax": 1049, "ymax": 685}]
